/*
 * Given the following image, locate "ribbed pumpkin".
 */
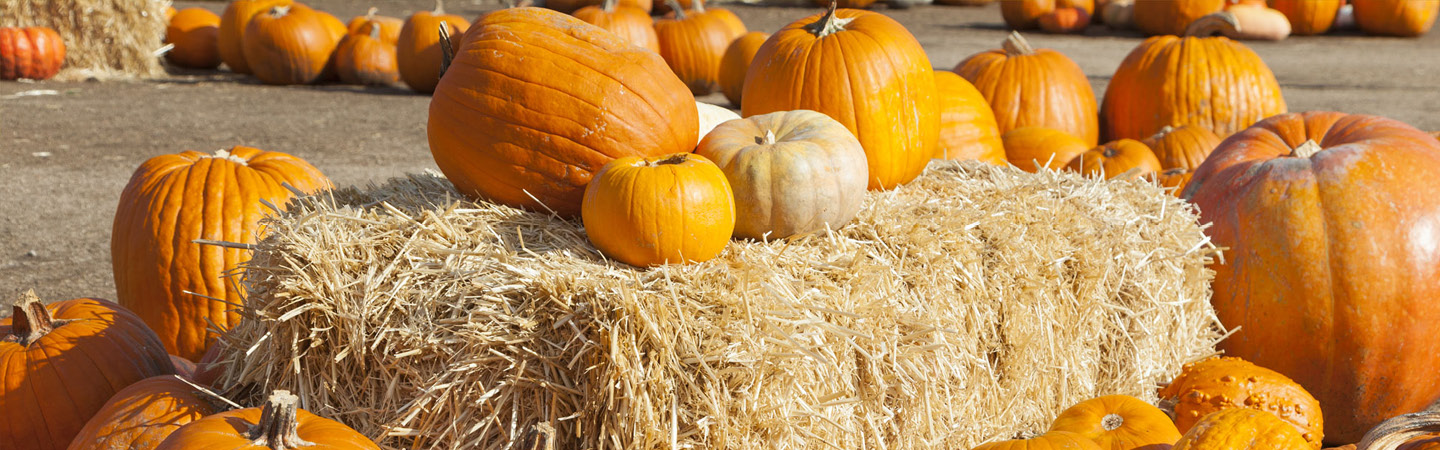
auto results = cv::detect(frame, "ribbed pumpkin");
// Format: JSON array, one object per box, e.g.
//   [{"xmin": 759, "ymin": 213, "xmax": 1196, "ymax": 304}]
[
  {"xmin": 1049, "ymin": 395, "xmax": 1183, "ymax": 450},
  {"xmin": 695, "ymin": 110, "xmax": 869, "ymax": 240},
  {"xmin": 166, "ymin": 8, "xmax": 223, "ymax": 69},
  {"xmin": 65, "ymin": 375, "xmax": 222, "ymax": 450},
  {"xmin": 1156, "ymin": 167, "xmax": 1193, "ymax": 197},
  {"xmin": 551, "ymin": 0, "xmax": 653, "ymax": 13},
  {"xmin": 1173, "ymin": 409, "xmax": 1311, "ymax": 450},
  {"xmin": 1066, "ymin": 139, "xmax": 1163, "ymax": 179},
  {"xmin": 1133, "ymin": 0, "xmax": 1225, "ymax": 35},
  {"xmin": 336, "ymin": 26, "xmax": 399, "ymax": 85},
  {"xmin": 935, "ymin": 70, "xmax": 1006, "ymax": 165},
  {"xmin": 1158, "ymin": 357, "xmax": 1324, "ymax": 447},
  {"xmin": 1002, "ymin": 126, "xmax": 1090, "ymax": 172},
  {"xmin": 954, "ymin": 32, "xmax": 1099, "ymax": 146},
  {"xmin": 716, "ymin": 31, "xmax": 769, "ymax": 106},
  {"xmin": 1184, "ymin": 111, "xmax": 1440, "ymax": 443},
  {"xmin": 582, "ymin": 153, "xmax": 736, "ymax": 267},
  {"xmin": 242, "ymin": 3, "xmax": 342, "ymax": 85},
  {"xmin": 1268, "ymin": 0, "xmax": 1342, "ymax": 34},
  {"xmin": 156, "ymin": 390, "xmax": 378, "ymax": 450},
  {"xmin": 974, "ymin": 431, "xmax": 1108, "ymax": 450},
  {"xmin": 742, "ymin": 1, "xmax": 939, "ymax": 190},
  {"xmin": 347, "ymin": 7, "xmax": 403, "ymax": 45},
  {"xmin": 428, "ymin": 7, "xmax": 697, "ymax": 217},
  {"xmin": 396, "ymin": 0, "xmax": 470, "ymax": 94},
  {"xmin": 654, "ymin": 0, "xmax": 747, "ymax": 95},
  {"xmin": 1003, "ymin": 0, "xmax": 1096, "ymax": 29},
  {"xmin": 112, "ymin": 147, "xmax": 331, "ymax": 360},
  {"xmin": 0, "ymin": 26, "xmax": 65, "ymax": 80},
  {"xmin": 219, "ymin": 0, "xmax": 291, "ymax": 74},
  {"xmin": 1352, "ymin": 0, "xmax": 1439, "ymax": 36},
  {"xmin": 1143, "ymin": 125, "xmax": 1221, "ymax": 170},
  {"xmin": 573, "ymin": 0, "xmax": 661, "ymax": 53},
  {"xmin": 1, "ymin": 292, "xmax": 176, "ymax": 450},
  {"xmin": 1100, "ymin": 15, "xmax": 1285, "ymax": 141}
]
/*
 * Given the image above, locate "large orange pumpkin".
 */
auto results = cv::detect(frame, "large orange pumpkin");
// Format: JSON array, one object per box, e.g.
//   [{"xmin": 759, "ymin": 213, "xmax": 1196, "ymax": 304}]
[
  {"xmin": 974, "ymin": 431, "xmax": 1108, "ymax": 450},
  {"xmin": 335, "ymin": 26, "xmax": 400, "ymax": 85},
  {"xmin": 742, "ymin": 2, "xmax": 939, "ymax": 190},
  {"xmin": 1, "ymin": 292, "xmax": 176, "ymax": 450},
  {"xmin": 155, "ymin": 390, "xmax": 378, "ymax": 450},
  {"xmin": 428, "ymin": 7, "xmax": 697, "ymax": 217},
  {"xmin": 1268, "ymin": 0, "xmax": 1342, "ymax": 34},
  {"xmin": 66, "ymin": 375, "xmax": 221, "ymax": 450},
  {"xmin": 573, "ymin": 0, "xmax": 661, "ymax": 53},
  {"xmin": 218, "ymin": 0, "xmax": 292, "ymax": 74},
  {"xmin": 582, "ymin": 153, "xmax": 736, "ymax": 267},
  {"xmin": 111, "ymin": 146, "xmax": 331, "ymax": 360},
  {"xmin": 1158, "ymin": 357, "xmax": 1324, "ymax": 447},
  {"xmin": 1003, "ymin": 0, "xmax": 1096, "ymax": 29},
  {"xmin": 242, "ymin": 3, "xmax": 342, "ymax": 85},
  {"xmin": 1352, "ymin": 0, "xmax": 1439, "ymax": 36},
  {"xmin": 1002, "ymin": 126, "xmax": 1091, "ymax": 172},
  {"xmin": 1172, "ymin": 409, "xmax": 1312, "ymax": 450},
  {"xmin": 716, "ymin": 31, "xmax": 769, "ymax": 107},
  {"xmin": 1100, "ymin": 15, "xmax": 1285, "ymax": 141},
  {"xmin": 1049, "ymin": 395, "xmax": 1183, "ymax": 450},
  {"xmin": 1065, "ymin": 139, "xmax": 1163, "ymax": 179},
  {"xmin": 0, "ymin": 26, "xmax": 65, "ymax": 80},
  {"xmin": 166, "ymin": 8, "xmax": 223, "ymax": 69},
  {"xmin": 396, "ymin": 0, "xmax": 470, "ymax": 94},
  {"xmin": 654, "ymin": 0, "xmax": 747, "ymax": 96},
  {"xmin": 1143, "ymin": 125, "xmax": 1221, "ymax": 170},
  {"xmin": 954, "ymin": 32, "xmax": 1099, "ymax": 146},
  {"xmin": 1132, "ymin": 0, "xmax": 1226, "ymax": 35},
  {"xmin": 1184, "ymin": 111, "xmax": 1440, "ymax": 443},
  {"xmin": 935, "ymin": 70, "xmax": 1006, "ymax": 165}
]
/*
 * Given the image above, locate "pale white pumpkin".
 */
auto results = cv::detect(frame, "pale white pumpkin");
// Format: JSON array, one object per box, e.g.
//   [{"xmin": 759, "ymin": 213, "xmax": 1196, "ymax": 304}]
[{"xmin": 696, "ymin": 101, "xmax": 741, "ymax": 146}]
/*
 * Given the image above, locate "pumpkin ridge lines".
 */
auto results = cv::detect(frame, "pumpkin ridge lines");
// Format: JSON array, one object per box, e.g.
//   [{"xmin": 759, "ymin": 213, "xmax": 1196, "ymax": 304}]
[
  {"xmin": 27, "ymin": 333, "xmax": 88, "ymax": 447},
  {"xmin": 149, "ymin": 160, "xmax": 198, "ymax": 354}
]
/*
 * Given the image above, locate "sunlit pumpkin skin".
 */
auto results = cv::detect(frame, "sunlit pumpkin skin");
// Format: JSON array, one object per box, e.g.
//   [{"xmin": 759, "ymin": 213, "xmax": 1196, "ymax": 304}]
[
  {"xmin": 0, "ymin": 26, "xmax": 65, "ymax": 80},
  {"xmin": 717, "ymin": 31, "xmax": 769, "ymax": 107},
  {"xmin": 1066, "ymin": 139, "xmax": 1162, "ymax": 179},
  {"xmin": 428, "ymin": 7, "xmax": 697, "ymax": 218},
  {"xmin": 1, "ymin": 293, "xmax": 176, "ymax": 450},
  {"xmin": 219, "ymin": 0, "xmax": 292, "ymax": 74},
  {"xmin": 574, "ymin": 0, "xmax": 660, "ymax": 53},
  {"xmin": 396, "ymin": 0, "xmax": 470, "ymax": 94},
  {"xmin": 156, "ymin": 390, "xmax": 378, "ymax": 450},
  {"xmin": 336, "ymin": 26, "xmax": 400, "ymax": 85},
  {"xmin": 65, "ymin": 375, "xmax": 221, "ymax": 450},
  {"xmin": 1172, "ymin": 409, "xmax": 1311, "ymax": 450},
  {"xmin": 1049, "ymin": 395, "xmax": 1183, "ymax": 450},
  {"xmin": 1003, "ymin": 0, "xmax": 1096, "ymax": 30},
  {"xmin": 1040, "ymin": 7, "xmax": 1093, "ymax": 33},
  {"xmin": 1268, "ymin": 0, "xmax": 1341, "ymax": 34},
  {"xmin": 1156, "ymin": 167, "xmax": 1193, "ymax": 196},
  {"xmin": 1143, "ymin": 125, "xmax": 1221, "ymax": 171},
  {"xmin": 1158, "ymin": 357, "xmax": 1324, "ymax": 447},
  {"xmin": 551, "ymin": 0, "xmax": 653, "ymax": 13},
  {"xmin": 166, "ymin": 8, "xmax": 223, "ymax": 69},
  {"xmin": 1133, "ymin": 0, "xmax": 1225, "ymax": 35},
  {"xmin": 743, "ymin": 4, "xmax": 939, "ymax": 190},
  {"xmin": 112, "ymin": 147, "xmax": 331, "ymax": 360},
  {"xmin": 582, "ymin": 153, "xmax": 736, "ymax": 267},
  {"xmin": 1002, "ymin": 126, "xmax": 1091, "ymax": 172},
  {"xmin": 347, "ymin": 8, "xmax": 403, "ymax": 45},
  {"xmin": 243, "ymin": 3, "xmax": 341, "ymax": 85},
  {"xmin": 654, "ymin": 0, "xmax": 747, "ymax": 96},
  {"xmin": 955, "ymin": 32, "xmax": 1099, "ymax": 146},
  {"xmin": 1352, "ymin": 0, "xmax": 1439, "ymax": 36},
  {"xmin": 935, "ymin": 70, "xmax": 1006, "ymax": 165},
  {"xmin": 695, "ymin": 110, "xmax": 868, "ymax": 240},
  {"xmin": 1100, "ymin": 17, "xmax": 1285, "ymax": 141},
  {"xmin": 1184, "ymin": 111, "xmax": 1440, "ymax": 444},
  {"xmin": 974, "ymin": 431, "xmax": 1108, "ymax": 450}
]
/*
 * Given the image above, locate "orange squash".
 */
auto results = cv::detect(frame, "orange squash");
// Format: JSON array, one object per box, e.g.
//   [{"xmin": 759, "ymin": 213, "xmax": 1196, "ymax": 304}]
[
  {"xmin": 155, "ymin": 390, "xmax": 378, "ymax": 449},
  {"xmin": 716, "ymin": 31, "xmax": 769, "ymax": 107},
  {"xmin": 65, "ymin": 375, "xmax": 221, "ymax": 450},
  {"xmin": 973, "ymin": 431, "xmax": 1108, "ymax": 450},
  {"xmin": 955, "ymin": 32, "xmax": 1099, "ymax": 146},
  {"xmin": 397, "ymin": 0, "xmax": 470, "ymax": 94},
  {"xmin": 573, "ymin": 0, "xmax": 661, "ymax": 53},
  {"xmin": 1133, "ymin": 0, "xmax": 1225, "ymax": 35},
  {"xmin": 1143, "ymin": 125, "xmax": 1221, "ymax": 170},
  {"xmin": 935, "ymin": 70, "xmax": 1006, "ymax": 165},
  {"xmin": 1049, "ymin": 395, "xmax": 1183, "ymax": 450},
  {"xmin": 1066, "ymin": 139, "xmax": 1162, "ymax": 179},
  {"xmin": 219, "ymin": 0, "xmax": 292, "ymax": 74},
  {"xmin": 654, "ymin": 0, "xmax": 747, "ymax": 96},
  {"xmin": 1158, "ymin": 357, "xmax": 1324, "ymax": 447},
  {"xmin": 1352, "ymin": 0, "xmax": 1439, "ymax": 36},
  {"xmin": 1002, "ymin": 126, "xmax": 1091, "ymax": 172},
  {"xmin": 166, "ymin": 8, "xmax": 223, "ymax": 69},
  {"xmin": 582, "ymin": 153, "xmax": 736, "ymax": 266},
  {"xmin": 347, "ymin": 7, "xmax": 403, "ymax": 45},
  {"xmin": 1172, "ymin": 409, "xmax": 1311, "ymax": 450},
  {"xmin": 1004, "ymin": 0, "xmax": 1096, "ymax": 30},
  {"xmin": 242, "ymin": 3, "xmax": 342, "ymax": 85},
  {"xmin": 0, "ymin": 26, "xmax": 65, "ymax": 80},
  {"xmin": 336, "ymin": 25, "xmax": 400, "ymax": 85},
  {"xmin": 1267, "ymin": 0, "xmax": 1342, "ymax": 34}
]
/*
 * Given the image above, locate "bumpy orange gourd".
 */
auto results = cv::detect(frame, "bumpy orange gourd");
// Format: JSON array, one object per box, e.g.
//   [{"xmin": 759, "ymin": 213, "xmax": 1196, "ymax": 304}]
[
  {"xmin": 716, "ymin": 31, "xmax": 769, "ymax": 106},
  {"xmin": 1133, "ymin": 0, "xmax": 1225, "ymax": 35},
  {"xmin": 156, "ymin": 390, "xmax": 378, "ymax": 450},
  {"xmin": 219, "ymin": 0, "xmax": 291, "ymax": 74},
  {"xmin": 935, "ymin": 70, "xmax": 1006, "ymax": 165},
  {"xmin": 574, "ymin": 0, "xmax": 660, "ymax": 52},
  {"xmin": 1172, "ymin": 409, "xmax": 1311, "ymax": 450},
  {"xmin": 0, "ymin": 26, "xmax": 65, "ymax": 80},
  {"xmin": 955, "ymin": 32, "xmax": 1099, "ymax": 146},
  {"xmin": 743, "ymin": 2, "xmax": 938, "ymax": 190},
  {"xmin": 1158, "ymin": 357, "xmax": 1324, "ymax": 447},
  {"xmin": 242, "ymin": 3, "xmax": 341, "ymax": 85},
  {"xmin": 1002, "ymin": 126, "xmax": 1090, "ymax": 172},
  {"xmin": 0, "ymin": 292, "xmax": 176, "ymax": 450},
  {"xmin": 1143, "ymin": 125, "xmax": 1221, "ymax": 170},
  {"xmin": 1049, "ymin": 395, "xmax": 1183, "ymax": 450},
  {"xmin": 166, "ymin": 8, "xmax": 223, "ymax": 69},
  {"xmin": 1065, "ymin": 139, "xmax": 1162, "ymax": 179},
  {"xmin": 1100, "ymin": 15, "xmax": 1285, "ymax": 140},
  {"xmin": 582, "ymin": 153, "xmax": 736, "ymax": 266},
  {"xmin": 1267, "ymin": 0, "xmax": 1341, "ymax": 34},
  {"xmin": 1184, "ymin": 111, "xmax": 1440, "ymax": 444},
  {"xmin": 66, "ymin": 375, "xmax": 221, "ymax": 450},
  {"xmin": 654, "ymin": 0, "xmax": 747, "ymax": 95},
  {"xmin": 336, "ymin": 26, "xmax": 399, "ymax": 85},
  {"xmin": 1004, "ymin": 0, "xmax": 1096, "ymax": 29},
  {"xmin": 1352, "ymin": 0, "xmax": 1439, "ymax": 36},
  {"xmin": 112, "ymin": 147, "xmax": 331, "ymax": 360},
  {"xmin": 396, "ymin": 0, "xmax": 470, "ymax": 94},
  {"xmin": 974, "ymin": 431, "xmax": 1108, "ymax": 450},
  {"xmin": 428, "ymin": 7, "xmax": 697, "ymax": 217}
]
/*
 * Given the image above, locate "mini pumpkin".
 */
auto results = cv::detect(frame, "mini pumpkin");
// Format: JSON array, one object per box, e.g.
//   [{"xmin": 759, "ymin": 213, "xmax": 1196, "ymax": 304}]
[
  {"xmin": 1040, "ymin": 7, "xmax": 1093, "ymax": 33},
  {"xmin": 1158, "ymin": 357, "xmax": 1324, "ymax": 447},
  {"xmin": 336, "ymin": 25, "xmax": 400, "ymax": 85},
  {"xmin": 1172, "ymin": 409, "xmax": 1311, "ymax": 450},
  {"xmin": 1352, "ymin": 0, "xmax": 1439, "ymax": 37},
  {"xmin": 1066, "ymin": 139, "xmax": 1163, "ymax": 179},
  {"xmin": 582, "ymin": 153, "xmax": 736, "ymax": 267},
  {"xmin": 573, "ymin": 0, "xmax": 661, "ymax": 52},
  {"xmin": 935, "ymin": 70, "xmax": 1006, "ymax": 165},
  {"xmin": 1143, "ymin": 125, "xmax": 1221, "ymax": 170},
  {"xmin": 1003, "ymin": 0, "xmax": 1096, "ymax": 30},
  {"xmin": 1156, "ymin": 167, "xmax": 1193, "ymax": 197},
  {"xmin": 716, "ymin": 31, "xmax": 769, "ymax": 107},
  {"xmin": 1132, "ymin": 0, "xmax": 1225, "ymax": 36},
  {"xmin": 1002, "ymin": 126, "xmax": 1091, "ymax": 172},
  {"xmin": 973, "ymin": 431, "xmax": 1108, "ymax": 450},
  {"xmin": 156, "ymin": 390, "xmax": 379, "ymax": 449},
  {"xmin": 1049, "ymin": 395, "xmax": 1183, "ymax": 450},
  {"xmin": 954, "ymin": 32, "xmax": 1099, "ymax": 146},
  {"xmin": 1267, "ymin": 0, "xmax": 1342, "ymax": 35},
  {"xmin": 654, "ymin": 0, "xmax": 748, "ymax": 95},
  {"xmin": 65, "ymin": 375, "xmax": 222, "ymax": 450},
  {"xmin": 166, "ymin": 8, "xmax": 223, "ymax": 69},
  {"xmin": 396, "ymin": 0, "xmax": 470, "ymax": 94},
  {"xmin": 242, "ymin": 3, "xmax": 342, "ymax": 85},
  {"xmin": 219, "ymin": 0, "xmax": 291, "ymax": 74},
  {"xmin": 0, "ymin": 26, "xmax": 65, "ymax": 80}
]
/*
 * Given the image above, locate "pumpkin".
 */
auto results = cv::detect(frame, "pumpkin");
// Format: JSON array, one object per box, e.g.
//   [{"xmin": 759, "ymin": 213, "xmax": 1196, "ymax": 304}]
[
  {"xmin": 1203, "ymin": 5, "xmax": 1292, "ymax": 40},
  {"xmin": 743, "ymin": 1, "xmax": 938, "ymax": 190},
  {"xmin": 1002, "ymin": 127, "xmax": 1090, "ymax": 172},
  {"xmin": 954, "ymin": 32, "xmax": 1099, "ymax": 146},
  {"xmin": 1267, "ymin": 0, "xmax": 1341, "ymax": 34},
  {"xmin": 1066, "ymin": 139, "xmax": 1162, "ymax": 179},
  {"xmin": 347, "ymin": 7, "xmax": 403, "ymax": 45},
  {"xmin": 1040, "ymin": 7, "xmax": 1093, "ymax": 33},
  {"xmin": 0, "ymin": 26, "xmax": 65, "ymax": 80},
  {"xmin": 1003, "ymin": 0, "xmax": 1096, "ymax": 30},
  {"xmin": 552, "ymin": 0, "xmax": 653, "ymax": 13},
  {"xmin": 171, "ymin": 355, "xmax": 199, "ymax": 380},
  {"xmin": 812, "ymin": 0, "xmax": 879, "ymax": 8},
  {"xmin": 316, "ymin": 10, "xmax": 348, "ymax": 82},
  {"xmin": 165, "ymin": 8, "xmax": 223, "ymax": 69},
  {"xmin": 335, "ymin": 26, "xmax": 399, "ymax": 85},
  {"xmin": 1158, "ymin": 356, "xmax": 1324, "ymax": 447},
  {"xmin": 573, "ymin": 0, "xmax": 660, "ymax": 53},
  {"xmin": 695, "ymin": 110, "xmax": 869, "ymax": 240},
  {"xmin": 697, "ymin": 101, "xmax": 740, "ymax": 144},
  {"xmin": 242, "ymin": 3, "xmax": 341, "ymax": 85},
  {"xmin": 112, "ymin": 146, "xmax": 331, "ymax": 360},
  {"xmin": 1102, "ymin": 0, "xmax": 1136, "ymax": 28},
  {"xmin": 1100, "ymin": 14, "xmax": 1285, "ymax": 140},
  {"xmin": 188, "ymin": 343, "xmax": 228, "ymax": 388},
  {"xmin": 1156, "ymin": 167, "xmax": 1193, "ymax": 196},
  {"xmin": 1143, "ymin": 125, "xmax": 1221, "ymax": 170},
  {"xmin": 936, "ymin": 0, "xmax": 995, "ymax": 5},
  {"xmin": 396, "ymin": 0, "xmax": 470, "ymax": 94},
  {"xmin": 1184, "ymin": 111, "xmax": 1440, "ymax": 443},
  {"xmin": 581, "ymin": 153, "xmax": 735, "ymax": 266},
  {"xmin": 973, "ymin": 431, "xmax": 1108, "ymax": 450},
  {"xmin": 1173, "ymin": 409, "xmax": 1312, "ymax": 450},
  {"xmin": 0, "ymin": 291, "xmax": 176, "ymax": 450},
  {"xmin": 716, "ymin": 31, "xmax": 769, "ymax": 107},
  {"xmin": 934, "ymin": 70, "xmax": 1006, "ymax": 165},
  {"xmin": 654, "ymin": 0, "xmax": 747, "ymax": 96},
  {"xmin": 1049, "ymin": 395, "xmax": 1183, "ymax": 450},
  {"xmin": 219, "ymin": 0, "xmax": 292, "ymax": 74},
  {"xmin": 1133, "ymin": 0, "xmax": 1225, "ymax": 36},
  {"xmin": 65, "ymin": 375, "xmax": 222, "ymax": 450},
  {"xmin": 1352, "ymin": 0, "xmax": 1439, "ymax": 36},
  {"xmin": 428, "ymin": 7, "xmax": 697, "ymax": 217},
  {"xmin": 156, "ymin": 390, "xmax": 378, "ymax": 450}
]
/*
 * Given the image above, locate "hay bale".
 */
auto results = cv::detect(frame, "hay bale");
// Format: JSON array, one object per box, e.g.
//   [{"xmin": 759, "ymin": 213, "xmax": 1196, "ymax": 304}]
[
  {"xmin": 0, "ymin": 0, "xmax": 168, "ymax": 80},
  {"xmin": 215, "ymin": 160, "xmax": 1223, "ymax": 450}
]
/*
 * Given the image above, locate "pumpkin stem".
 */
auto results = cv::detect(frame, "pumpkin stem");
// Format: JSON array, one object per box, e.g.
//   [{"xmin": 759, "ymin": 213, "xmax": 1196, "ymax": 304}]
[
  {"xmin": 761, "ymin": 129, "xmax": 776, "ymax": 145},
  {"xmin": 1184, "ymin": 11, "xmax": 1241, "ymax": 37},
  {"xmin": 601, "ymin": 0, "xmax": 618, "ymax": 13},
  {"xmin": 665, "ymin": 0, "xmax": 687, "ymax": 19},
  {"xmin": 438, "ymin": 24, "xmax": 455, "ymax": 78},
  {"xmin": 365, "ymin": 6, "xmax": 378, "ymax": 19},
  {"xmin": 651, "ymin": 153, "xmax": 692, "ymax": 166},
  {"xmin": 1356, "ymin": 399, "xmax": 1440, "ymax": 450},
  {"xmin": 434, "ymin": 0, "xmax": 446, "ymax": 15},
  {"xmin": 6, "ymin": 290, "xmax": 57, "ymax": 346},
  {"xmin": 1002, "ymin": 31, "xmax": 1036, "ymax": 56},
  {"xmin": 369, "ymin": 21, "xmax": 382, "ymax": 40},
  {"xmin": 693, "ymin": 0, "xmax": 706, "ymax": 14},
  {"xmin": 247, "ymin": 390, "xmax": 315, "ymax": 450},
  {"xmin": 1291, "ymin": 140, "xmax": 1323, "ymax": 159},
  {"xmin": 805, "ymin": 0, "xmax": 852, "ymax": 38},
  {"xmin": 269, "ymin": 4, "xmax": 291, "ymax": 17},
  {"xmin": 1101, "ymin": 414, "xmax": 1124, "ymax": 431}
]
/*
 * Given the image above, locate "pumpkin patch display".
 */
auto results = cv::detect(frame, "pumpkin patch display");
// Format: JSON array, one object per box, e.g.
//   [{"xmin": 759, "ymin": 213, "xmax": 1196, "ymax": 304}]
[
  {"xmin": 573, "ymin": 0, "xmax": 661, "ymax": 53},
  {"xmin": 1132, "ymin": 0, "xmax": 1225, "ymax": 36},
  {"xmin": 954, "ymin": 32, "xmax": 1099, "ymax": 146},
  {"xmin": 1065, "ymin": 139, "xmax": 1163, "ymax": 179},
  {"xmin": 1172, "ymin": 409, "xmax": 1312, "ymax": 450},
  {"xmin": 717, "ymin": 31, "xmax": 769, "ymax": 106},
  {"xmin": 335, "ymin": 25, "xmax": 400, "ymax": 85},
  {"xmin": 1002, "ymin": 0, "xmax": 1096, "ymax": 30},
  {"xmin": 396, "ymin": 0, "xmax": 470, "ymax": 94},
  {"xmin": 0, "ymin": 26, "xmax": 65, "ymax": 80},
  {"xmin": 973, "ymin": 431, "xmax": 1108, "ymax": 450},
  {"xmin": 1158, "ymin": 356, "xmax": 1324, "ymax": 447},
  {"xmin": 654, "ymin": 0, "xmax": 747, "ymax": 96},
  {"xmin": 219, "ymin": 0, "xmax": 292, "ymax": 74},
  {"xmin": 581, "ymin": 153, "xmax": 735, "ymax": 267},
  {"xmin": 165, "ymin": 8, "xmax": 223, "ymax": 69},
  {"xmin": 1352, "ymin": 0, "xmax": 1439, "ymax": 36},
  {"xmin": 1002, "ymin": 126, "xmax": 1091, "ymax": 172},
  {"xmin": 156, "ymin": 390, "xmax": 379, "ymax": 450},
  {"xmin": 66, "ymin": 375, "xmax": 222, "ymax": 450},
  {"xmin": 935, "ymin": 70, "xmax": 1007, "ymax": 165},
  {"xmin": 1143, "ymin": 125, "xmax": 1221, "ymax": 171},
  {"xmin": 1049, "ymin": 395, "xmax": 1183, "ymax": 450},
  {"xmin": 1267, "ymin": 0, "xmax": 1342, "ymax": 35},
  {"xmin": 242, "ymin": 3, "xmax": 343, "ymax": 85},
  {"xmin": 1102, "ymin": 0, "xmax": 1136, "ymax": 28}
]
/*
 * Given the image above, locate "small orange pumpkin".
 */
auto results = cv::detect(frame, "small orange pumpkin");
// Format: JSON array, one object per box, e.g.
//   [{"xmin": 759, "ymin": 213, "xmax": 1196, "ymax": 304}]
[
  {"xmin": 1049, "ymin": 395, "xmax": 1183, "ymax": 450},
  {"xmin": 582, "ymin": 153, "xmax": 736, "ymax": 267},
  {"xmin": 219, "ymin": 0, "xmax": 292, "ymax": 74},
  {"xmin": 1065, "ymin": 139, "xmax": 1163, "ymax": 179},
  {"xmin": 397, "ymin": 0, "xmax": 470, "ymax": 94},
  {"xmin": 65, "ymin": 375, "xmax": 221, "ymax": 450},
  {"xmin": 935, "ymin": 70, "xmax": 1006, "ymax": 165},
  {"xmin": 1267, "ymin": 0, "xmax": 1342, "ymax": 35},
  {"xmin": 1172, "ymin": 409, "xmax": 1311, "ymax": 450},
  {"xmin": 1143, "ymin": 125, "xmax": 1221, "ymax": 170},
  {"xmin": 166, "ymin": 8, "xmax": 223, "ymax": 69},
  {"xmin": 1133, "ymin": 0, "xmax": 1226, "ymax": 36},
  {"xmin": 347, "ymin": 7, "xmax": 403, "ymax": 45},
  {"xmin": 973, "ymin": 431, "xmax": 1107, "ymax": 450},
  {"xmin": 1352, "ymin": 0, "xmax": 1439, "ymax": 37},
  {"xmin": 954, "ymin": 32, "xmax": 1099, "ymax": 146},
  {"xmin": 716, "ymin": 31, "xmax": 769, "ymax": 107},
  {"xmin": 1040, "ymin": 7, "xmax": 1093, "ymax": 33},
  {"xmin": 336, "ymin": 25, "xmax": 400, "ymax": 85},
  {"xmin": 155, "ymin": 390, "xmax": 379, "ymax": 449},
  {"xmin": 654, "ymin": 0, "xmax": 748, "ymax": 95},
  {"xmin": 1159, "ymin": 357, "xmax": 1324, "ymax": 448},
  {"xmin": 573, "ymin": 0, "xmax": 661, "ymax": 53},
  {"xmin": 1002, "ymin": 126, "xmax": 1091, "ymax": 172},
  {"xmin": 1003, "ymin": 0, "xmax": 1096, "ymax": 30},
  {"xmin": 0, "ymin": 26, "xmax": 66, "ymax": 80},
  {"xmin": 242, "ymin": 3, "xmax": 342, "ymax": 85}
]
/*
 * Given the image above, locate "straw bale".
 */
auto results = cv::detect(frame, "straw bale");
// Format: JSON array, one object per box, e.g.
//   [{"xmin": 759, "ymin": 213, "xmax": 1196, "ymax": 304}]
[
  {"xmin": 214, "ymin": 160, "xmax": 1223, "ymax": 450},
  {"xmin": 0, "ymin": 0, "xmax": 168, "ymax": 80}
]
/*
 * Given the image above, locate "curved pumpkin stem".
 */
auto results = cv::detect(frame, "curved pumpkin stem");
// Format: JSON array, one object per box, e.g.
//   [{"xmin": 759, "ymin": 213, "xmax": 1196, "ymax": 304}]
[
  {"xmin": 1185, "ymin": 11, "xmax": 1242, "ymax": 37},
  {"xmin": 365, "ymin": 6, "xmax": 378, "ymax": 19},
  {"xmin": 601, "ymin": 0, "xmax": 618, "ymax": 13},
  {"xmin": 1291, "ymin": 140, "xmax": 1323, "ymax": 158},
  {"xmin": 1002, "ymin": 31, "xmax": 1036, "ymax": 56},
  {"xmin": 247, "ymin": 390, "xmax": 315, "ymax": 450},
  {"xmin": 6, "ymin": 290, "xmax": 57, "ymax": 346},
  {"xmin": 1149, "ymin": 125, "xmax": 1176, "ymax": 140},
  {"xmin": 438, "ymin": 24, "xmax": 455, "ymax": 77},
  {"xmin": 269, "ymin": 4, "xmax": 292, "ymax": 18},
  {"xmin": 665, "ymin": 0, "xmax": 688, "ymax": 19},
  {"xmin": 806, "ymin": 0, "xmax": 853, "ymax": 38},
  {"xmin": 433, "ymin": 0, "xmax": 446, "ymax": 15},
  {"xmin": 1356, "ymin": 400, "xmax": 1440, "ymax": 450},
  {"xmin": 693, "ymin": 0, "xmax": 706, "ymax": 14},
  {"xmin": 762, "ymin": 129, "xmax": 776, "ymax": 145}
]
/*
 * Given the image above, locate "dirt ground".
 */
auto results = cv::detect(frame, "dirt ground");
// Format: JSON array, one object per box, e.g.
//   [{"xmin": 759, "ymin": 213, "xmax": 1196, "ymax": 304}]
[{"xmin": 2, "ymin": 1, "xmax": 1438, "ymax": 305}]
